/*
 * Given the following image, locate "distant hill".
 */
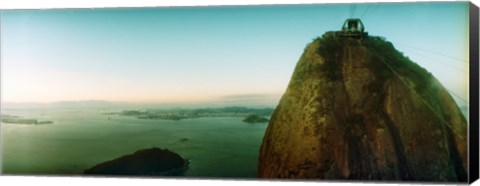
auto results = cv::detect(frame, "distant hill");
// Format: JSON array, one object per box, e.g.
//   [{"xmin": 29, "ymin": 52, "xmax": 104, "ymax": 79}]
[
  {"xmin": 243, "ymin": 114, "xmax": 270, "ymax": 123},
  {"xmin": 116, "ymin": 106, "xmax": 274, "ymax": 121}
]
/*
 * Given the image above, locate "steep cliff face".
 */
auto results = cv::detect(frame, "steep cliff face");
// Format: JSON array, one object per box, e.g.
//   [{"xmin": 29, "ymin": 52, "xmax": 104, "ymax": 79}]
[{"xmin": 258, "ymin": 33, "xmax": 467, "ymax": 182}]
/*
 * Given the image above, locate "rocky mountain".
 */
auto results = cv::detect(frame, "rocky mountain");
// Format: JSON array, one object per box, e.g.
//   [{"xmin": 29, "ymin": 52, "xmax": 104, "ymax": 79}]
[{"xmin": 258, "ymin": 32, "xmax": 467, "ymax": 182}]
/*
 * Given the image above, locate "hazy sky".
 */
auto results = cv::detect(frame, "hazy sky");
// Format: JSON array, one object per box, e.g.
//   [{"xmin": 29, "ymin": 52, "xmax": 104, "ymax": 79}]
[{"xmin": 0, "ymin": 2, "xmax": 469, "ymax": 106}]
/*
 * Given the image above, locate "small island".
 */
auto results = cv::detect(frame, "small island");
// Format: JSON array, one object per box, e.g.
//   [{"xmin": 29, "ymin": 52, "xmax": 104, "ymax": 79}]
[
  {"xmin": 1, "ymin": 115, "xmax": 54, "ymax": 125},
  {"xmin": 243, "ymin": 114, "xmax": 269, "ymax": 123},
  {"xmin": 84, "ymin": 147, "xmax": 189, "ymax": 176}
]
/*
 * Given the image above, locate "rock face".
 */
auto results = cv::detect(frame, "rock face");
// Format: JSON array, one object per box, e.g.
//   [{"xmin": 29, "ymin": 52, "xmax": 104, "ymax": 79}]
[
  {"xmin": 84, "ymin": 147, "xmax": 189, "ymax": 176},
  {"xmin": 258, "ymin": 33, "xmax": 467, "ymax": 182}
]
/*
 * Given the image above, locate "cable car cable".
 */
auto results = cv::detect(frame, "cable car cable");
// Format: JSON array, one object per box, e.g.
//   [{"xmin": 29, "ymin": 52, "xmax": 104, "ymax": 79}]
[
  {"xmin": 370, "ymin": 49, "xmax": 466, "ymax": 139},
  {"xmin": 363, "ymin": 4, "xmax": 382, "ymax": 19},
  {"xmin": 395, "ymin": 47, "xmax": 469, "ymax": 104},
  {"xmin": 396, "ymin": 46, "xmax": 467, "ymax": 73},
  {"xmin": 359, "ymin": 5, "xmax": 372, "ymax": 19},
  {"xmin": 349, "ymin": 5, "xmax": 353, "ymax": 17},
  {"xmin": 352, "ymin": 4, "xmax": 357, "ymax": 17},
  {"xmin": 396, "ymin": 42, "xmax": 468, "ymax": 63},
  {"xmin": 446, "ymin": 89, "xmax": 469, "ymax": 104}
]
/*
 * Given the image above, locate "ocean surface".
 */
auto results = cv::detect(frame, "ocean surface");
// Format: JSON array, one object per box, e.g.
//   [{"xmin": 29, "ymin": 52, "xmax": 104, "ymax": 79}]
[{"xmin": 1, "ymin": 108, "xmax": 268, "ymax": 178}]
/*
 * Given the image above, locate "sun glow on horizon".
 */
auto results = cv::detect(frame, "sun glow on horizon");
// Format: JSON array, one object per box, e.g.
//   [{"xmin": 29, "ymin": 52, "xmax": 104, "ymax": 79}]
[{"xmin": 1, "ymin": 64, "xmax": 283, "ymax": 104}]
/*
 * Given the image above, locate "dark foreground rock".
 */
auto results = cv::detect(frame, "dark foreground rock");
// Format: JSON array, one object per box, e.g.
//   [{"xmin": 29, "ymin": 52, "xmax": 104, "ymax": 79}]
[
  {"xmin": 258, "ymin": 33, "xmax": 467, "ymax": 182},
  {"xmin": 84, "ymin": 147, "xmax": 189, "ymax": 176}
]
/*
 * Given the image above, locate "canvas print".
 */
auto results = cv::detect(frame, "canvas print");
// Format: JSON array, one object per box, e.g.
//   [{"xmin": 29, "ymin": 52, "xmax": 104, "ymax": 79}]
[{"xmin": 0, "ymin": 1, "xmax": 476, "ymax": 183}]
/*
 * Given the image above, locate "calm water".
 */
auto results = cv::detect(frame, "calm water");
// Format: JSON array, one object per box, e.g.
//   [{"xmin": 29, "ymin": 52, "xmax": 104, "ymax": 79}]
[{"xmin": 1, "ymin": 108, "xmax": 268, "ymax": 178}]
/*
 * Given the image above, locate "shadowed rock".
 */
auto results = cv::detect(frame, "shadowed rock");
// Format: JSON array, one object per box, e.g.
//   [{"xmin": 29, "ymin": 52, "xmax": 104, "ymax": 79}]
[{"xmin": 84, "ymin": 147, "xmax": 189, "ymax": 176}]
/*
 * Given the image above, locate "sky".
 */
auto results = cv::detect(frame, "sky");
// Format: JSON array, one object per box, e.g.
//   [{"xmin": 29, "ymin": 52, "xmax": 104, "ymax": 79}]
[{"xmin": 0, "ymin": 2, "xmax": 470, "ymax": 106}]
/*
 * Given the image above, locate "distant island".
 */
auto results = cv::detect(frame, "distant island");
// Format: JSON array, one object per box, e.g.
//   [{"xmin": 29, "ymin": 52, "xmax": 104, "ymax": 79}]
[
  {"xmin": 108, "ymin": 106, "xmax": 273, "ymax": 122},
  {"xmin": 1, "ymin": 115, "xmax": 54, "ymax": 125},
  {"xmin": 243, "ymin": 114, "xmax": 270, "ymax": 123}
]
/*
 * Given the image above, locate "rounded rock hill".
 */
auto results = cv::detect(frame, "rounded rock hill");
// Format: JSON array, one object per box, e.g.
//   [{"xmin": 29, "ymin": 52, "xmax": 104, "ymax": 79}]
[{"xmin": 257, "ymin": 33, "xmax": 467, "ymax": 182}]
